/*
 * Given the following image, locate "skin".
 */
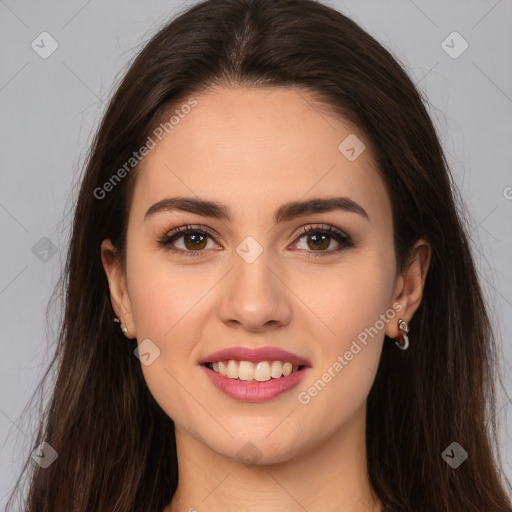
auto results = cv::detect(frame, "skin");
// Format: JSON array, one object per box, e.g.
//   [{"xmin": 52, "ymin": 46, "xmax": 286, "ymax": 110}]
[{"xmin": 101, "ymin": 86, "xmax": 431, "ymax": 512}]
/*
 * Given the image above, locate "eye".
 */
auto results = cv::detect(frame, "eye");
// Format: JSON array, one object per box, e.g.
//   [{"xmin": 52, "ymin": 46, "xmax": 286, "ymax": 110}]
[
  {"xmin": 158, "ymin": 224, "xmax": 221, "ymax": 258},
  {"xmin": 291, "ymin": 224, "xmax": 353, "ymax": 257}
]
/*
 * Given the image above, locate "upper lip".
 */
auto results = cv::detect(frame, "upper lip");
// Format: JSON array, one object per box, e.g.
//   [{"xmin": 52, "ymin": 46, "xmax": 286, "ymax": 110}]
[{"xmin": 199, "ymin": 346, "xmax": 311, "ymax": 367}]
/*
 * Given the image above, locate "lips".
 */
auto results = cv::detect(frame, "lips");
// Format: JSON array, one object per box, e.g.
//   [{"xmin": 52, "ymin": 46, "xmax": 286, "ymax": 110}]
[
  {"xmin": 202, "ymin": 364, "xmax": 310, "ymax": 402},
  {"xmin": 198, "ymin": 346, "xmax": 312, "ymax": 367},
  {"xmin": 198, "ymin": 346, "xmax": 312, "ymax": 402}
]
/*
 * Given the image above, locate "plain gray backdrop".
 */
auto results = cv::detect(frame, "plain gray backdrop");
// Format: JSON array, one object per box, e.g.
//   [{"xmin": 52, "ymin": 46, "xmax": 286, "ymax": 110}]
[{"xmin": 1, "ymin": 0, "xmax": 511, "ymax": 506}]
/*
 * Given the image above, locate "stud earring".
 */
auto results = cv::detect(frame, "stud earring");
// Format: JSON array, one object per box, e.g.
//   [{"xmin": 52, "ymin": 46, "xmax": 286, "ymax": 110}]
[
  {"xmin": 113, "ymin": 317, "xmax": 128, "ymax": 337},
  {"xmin": 395, "ymin": 318, "xmax": 409, "ymax": 350}
]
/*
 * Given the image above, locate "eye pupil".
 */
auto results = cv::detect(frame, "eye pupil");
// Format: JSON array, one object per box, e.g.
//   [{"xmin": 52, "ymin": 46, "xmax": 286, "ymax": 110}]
[
  {"xmin": 185, "ymin": 233, "xmax": 207, "ymax": 250},
  {"xmin": 308, "ymin": 233, "xmax": 330, "ymax": 250}
]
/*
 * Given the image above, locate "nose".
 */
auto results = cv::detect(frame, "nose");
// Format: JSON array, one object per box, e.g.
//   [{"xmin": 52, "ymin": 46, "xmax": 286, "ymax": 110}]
[{"xmin": 216, "ymin": 250, "xmax": 292, "ymax": 332}]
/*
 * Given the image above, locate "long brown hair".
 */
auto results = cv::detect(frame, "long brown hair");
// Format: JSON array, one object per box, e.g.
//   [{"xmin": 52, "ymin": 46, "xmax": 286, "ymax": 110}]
[{"xmin": 7, "ymin": 0, "xmax": 511, "ymax": 510}]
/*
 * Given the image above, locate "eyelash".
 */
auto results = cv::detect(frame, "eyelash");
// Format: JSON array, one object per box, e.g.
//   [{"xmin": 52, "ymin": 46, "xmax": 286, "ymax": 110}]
[{"xmin": 158, "ymin": 223, "xmax": 354, "ymax": 259}]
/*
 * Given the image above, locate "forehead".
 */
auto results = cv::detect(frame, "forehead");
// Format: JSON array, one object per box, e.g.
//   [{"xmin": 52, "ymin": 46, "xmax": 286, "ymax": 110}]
[{"xmin": 129, "ymin": 86, "xmax": 391, "ymax": 228}]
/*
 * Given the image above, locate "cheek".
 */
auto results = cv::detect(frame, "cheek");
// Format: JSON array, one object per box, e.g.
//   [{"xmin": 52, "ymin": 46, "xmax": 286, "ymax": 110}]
[
  {"xmin": 125, "ymin": 253, "xmax": 206, "ymax": 427},
  {"xmin": 297, "ymin": 246, "xmax": 395, "ymax": 352},
  {"xmin": 294, "ymin": 247, "xmax": 395, "ymax": 420},
  {"xmin": 336, "ymin": 252, "xmax": 395, "ymax": 373},
  {"xmin": 126, "ymin": 244, "xmax": 207, "ymax": 342},
  {"xmin": 338, "ymin": 263, "xmax": 393, "ymax": 341}
]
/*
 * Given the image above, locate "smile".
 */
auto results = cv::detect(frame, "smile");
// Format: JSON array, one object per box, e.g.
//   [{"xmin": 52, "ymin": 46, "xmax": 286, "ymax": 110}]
[
  {"xmin": 205, "ymin": 359, "xmax": 303, "ymax": 381},
  {"xmin": 201, "ymin": 361, "xmax": 310, "ymax": 402}
]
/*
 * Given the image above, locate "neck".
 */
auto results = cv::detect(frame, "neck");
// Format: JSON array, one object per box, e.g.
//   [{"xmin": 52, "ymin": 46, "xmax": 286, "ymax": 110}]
[{"xmin": 165, "ymin": 405, "xmax": 382, "ymax": 512}]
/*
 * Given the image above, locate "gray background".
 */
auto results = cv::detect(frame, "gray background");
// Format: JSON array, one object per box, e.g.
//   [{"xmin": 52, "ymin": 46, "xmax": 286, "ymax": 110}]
[{"xmin": 1, "ymin": 0, "xmax": 511, "ymax": 506}]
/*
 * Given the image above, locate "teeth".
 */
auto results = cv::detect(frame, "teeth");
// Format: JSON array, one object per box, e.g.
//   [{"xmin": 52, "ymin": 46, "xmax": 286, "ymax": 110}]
[
  {"xmin": 270, "ymin": 361, "xmax": 283, "ymax": 378},
  {"xmin": 208, "ymin": 360, "xmax": 301, "ymax": 381},
  {"xmin": 254, "ymin": 361, "xmax": 271, "ymax": 382},
  {"xmin": 226, "ymin": 360, "xmax": 238, "ymax": 379}
]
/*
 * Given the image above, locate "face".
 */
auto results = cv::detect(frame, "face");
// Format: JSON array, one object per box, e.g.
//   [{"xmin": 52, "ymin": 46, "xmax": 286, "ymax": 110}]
[{"xmin": 103, "ymin": 86, "xmax": 407, "ymax": 464}]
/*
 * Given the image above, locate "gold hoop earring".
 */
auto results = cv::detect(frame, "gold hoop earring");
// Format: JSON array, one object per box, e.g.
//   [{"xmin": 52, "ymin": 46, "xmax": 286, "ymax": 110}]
[{"xmin": 395, "ymin": 318, "xmax": 409, "ymax": 350}]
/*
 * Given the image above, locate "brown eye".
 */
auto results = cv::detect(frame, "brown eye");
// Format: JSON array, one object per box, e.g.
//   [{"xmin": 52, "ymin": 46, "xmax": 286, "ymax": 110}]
[
  {"xmin": 293, "ymin": 224, "xmax": 353, "ymax": 257},
  {"xmin": 181, "ymin": 232, "xmax": 208, "ymax": 250},
  {"xmin": 158, "ymin": 225, "xmax": 220, "ymax": 258},
  {"xmin": 302, "ymin": 232, "xmax": 332, "ymax": 251}
]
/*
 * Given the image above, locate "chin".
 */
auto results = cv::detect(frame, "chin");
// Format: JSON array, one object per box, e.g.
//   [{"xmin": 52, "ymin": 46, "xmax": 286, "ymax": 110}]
[{"xmin": 207, "ymin": 433, "xmax": 302, "ymax": 466}]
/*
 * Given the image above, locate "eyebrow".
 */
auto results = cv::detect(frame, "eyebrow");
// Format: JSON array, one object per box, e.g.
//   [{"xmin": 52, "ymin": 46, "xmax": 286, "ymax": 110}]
[{"xmin": 144, "ymin": 196, "xmax": 369, "ymax": 224}]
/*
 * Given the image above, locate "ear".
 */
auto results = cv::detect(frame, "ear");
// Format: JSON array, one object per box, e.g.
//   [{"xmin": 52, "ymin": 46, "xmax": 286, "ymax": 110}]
[
  {"xmin": 386, "ymin": 238, "xmax": 431, "ymax": 338},
  {"xmin": 101, "ymin": 239, "xmax": 136, "ymax": 339}
]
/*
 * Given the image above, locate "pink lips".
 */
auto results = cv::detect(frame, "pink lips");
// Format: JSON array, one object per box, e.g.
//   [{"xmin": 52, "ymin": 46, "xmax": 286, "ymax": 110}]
[{"xmin": 199, "ymin": 346, "xmax": 312, "ymax": 403}]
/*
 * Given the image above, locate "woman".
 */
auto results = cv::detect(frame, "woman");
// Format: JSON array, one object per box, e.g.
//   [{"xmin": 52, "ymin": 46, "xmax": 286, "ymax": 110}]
[{"xmin": 7, "ymin": 0, "xmax": 511, "ymax": 510}]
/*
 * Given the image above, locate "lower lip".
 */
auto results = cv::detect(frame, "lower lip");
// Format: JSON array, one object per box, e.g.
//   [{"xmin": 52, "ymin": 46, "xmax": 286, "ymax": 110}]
[{"xmin": 201, "ymin": 364, "xmax": 310, "ymax": 403}]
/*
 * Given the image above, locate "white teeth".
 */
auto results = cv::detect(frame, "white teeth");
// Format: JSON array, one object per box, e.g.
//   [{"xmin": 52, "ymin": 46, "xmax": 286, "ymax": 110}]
[
  {"xmin": 238, "ymin": 361, "xmax": 254, "ymax": 381},
  {"xmin": 226, "ymin": 360, "xmax": 238, "ymax": 379},
  {"xmin": 270, "ymin": 361, "xmax": 283, "ymax": 378},
  {"xmin": 254, "ymin": 361, "xmax": 271, "ymax": 382},
  {"xmin": 208, "ymin": 360, "xmax": 301, "ymax": 381}
]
